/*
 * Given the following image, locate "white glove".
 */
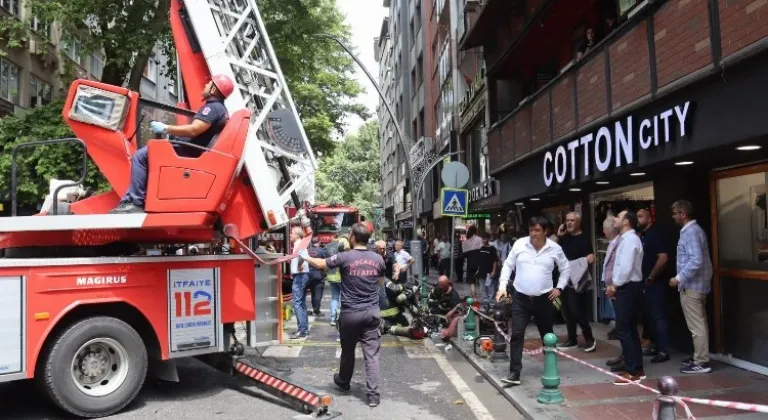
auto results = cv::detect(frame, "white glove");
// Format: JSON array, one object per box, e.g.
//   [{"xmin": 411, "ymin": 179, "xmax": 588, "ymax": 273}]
[{"xmin": 150, "ymin": 121, "xmax": 169, "ymax": 135}]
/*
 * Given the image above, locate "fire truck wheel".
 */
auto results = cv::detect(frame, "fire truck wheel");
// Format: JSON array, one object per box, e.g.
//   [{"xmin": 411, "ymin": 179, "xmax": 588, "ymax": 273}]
[{"xmin": 39, "ymin": 316, "xmax": 148, "ymax": 418}]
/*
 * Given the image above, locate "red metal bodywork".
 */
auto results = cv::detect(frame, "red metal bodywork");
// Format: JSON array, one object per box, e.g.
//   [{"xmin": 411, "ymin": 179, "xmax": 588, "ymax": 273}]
[
  {"xmin": 10, "ymin": 257, "xmax": 255, "ymax": 378},
  {"xmin": 308, "ymin": 204, "xmax": 360, "ymax": 245},
  {"xmin": 0, "ymin": 0, "xmax": 295, "ymax": 388}
]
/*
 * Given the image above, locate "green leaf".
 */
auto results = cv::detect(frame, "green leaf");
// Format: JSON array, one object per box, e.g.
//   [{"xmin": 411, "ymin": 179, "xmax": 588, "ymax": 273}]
[
  {"xmin": 0, "ymin": 101, "xmax": 109, "ymax": 211},
  {"xmin": 315, "ymin": 120, "xmax": 381, "ymax": 225}
]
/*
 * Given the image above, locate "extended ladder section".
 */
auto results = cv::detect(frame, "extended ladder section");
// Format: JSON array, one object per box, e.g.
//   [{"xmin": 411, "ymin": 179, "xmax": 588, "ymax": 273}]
[{"xmin": 183, "ymin": 0, "xmax": 317, "ymax": 229}]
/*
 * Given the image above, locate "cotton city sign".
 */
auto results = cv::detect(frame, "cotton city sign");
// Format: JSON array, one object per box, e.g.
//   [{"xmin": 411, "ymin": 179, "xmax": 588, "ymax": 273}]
[{"xmin": 543, "ymin": 101, "xmax": 692, "ymax": 187}]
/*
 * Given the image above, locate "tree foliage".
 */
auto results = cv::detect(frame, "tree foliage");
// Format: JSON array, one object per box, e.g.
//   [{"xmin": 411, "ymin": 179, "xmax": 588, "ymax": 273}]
[
  {"xmin": 0, "ymin": 0, "xmax": 173, "ymax": 90},
  {"xmin": 0, "ymin": 102, "xmax": 109, "ymax": 210},
  {"xmin": 315, "ymin": 120, "xmax": 381, "ymax": 224},
  {"xmin": 258, "ymin": 0, "xmax": 369, "ymax": 155},
  {"xmin": 0, "ymin": 0, "xmax": 368, "ymax": 207}
]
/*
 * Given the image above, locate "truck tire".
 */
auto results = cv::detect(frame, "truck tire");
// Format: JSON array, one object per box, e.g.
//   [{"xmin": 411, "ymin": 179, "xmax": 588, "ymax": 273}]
[{"xmin": 38, "ymin": 316, "xmax": 148, "ymax": 418}]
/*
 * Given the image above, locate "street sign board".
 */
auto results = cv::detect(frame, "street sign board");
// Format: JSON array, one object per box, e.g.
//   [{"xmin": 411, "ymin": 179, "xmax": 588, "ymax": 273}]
[
  {"xmin": 440, "ymin": 188, "xmax": 468, "ymax": 217},
  {"xmin": 441, "ymin": 161, "xmax": 469, "ymax": 188}
]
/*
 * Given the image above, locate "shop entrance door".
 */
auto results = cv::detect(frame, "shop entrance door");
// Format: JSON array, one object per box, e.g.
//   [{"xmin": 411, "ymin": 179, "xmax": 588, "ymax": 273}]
[
  {"xmin": 712, "ymin": 163, "xmax": 768, "ymax": 370},
  {"xmin": 589, "ymin": 183, "xmax": 655, "ymax": 324}
]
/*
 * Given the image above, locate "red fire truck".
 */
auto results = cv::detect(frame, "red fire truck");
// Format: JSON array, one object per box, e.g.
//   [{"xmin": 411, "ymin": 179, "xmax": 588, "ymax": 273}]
[
  {"xmin": 308, "ymin": 203, "xmax": 361, "ymax": 245},
  {"xmin": 0, "ymin": 0, "xmax": 334, "ymax": 418}
]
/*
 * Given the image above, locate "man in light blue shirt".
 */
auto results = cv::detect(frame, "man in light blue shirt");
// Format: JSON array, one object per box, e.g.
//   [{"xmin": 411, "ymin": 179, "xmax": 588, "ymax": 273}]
[
  {"xmin": 670, "ymin": 200, "xmax": 713, "ymax": 374},
  {"xmin": 605, "ymin": 210, "xmax": 645, "ymax": 385}
]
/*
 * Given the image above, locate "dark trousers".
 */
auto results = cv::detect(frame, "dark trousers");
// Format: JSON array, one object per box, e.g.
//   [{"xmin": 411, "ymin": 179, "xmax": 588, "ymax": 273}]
[
  {"xmin": 308, "ymin": 277, "xmax": 325, "ymax": 311},
  {"xmin": 455, "ymin": 258, "xmax": 464, "ymax": 282},
  {"xmin": 338, "ymin": 307, "xmax": 381, "ymax": 398},
  {"xmin": 438, "ymin": 258, "xmax": 451, "ymax": 276},
  {"xmin": 615, "ymin": 281, "xmax": 644, "ymax": 374},
  {"xmin": 123, "ymin": 146, "xmax": 149, "ymax": 206},
  {"xmin": 643, "ymin": 282, "xmax": 670, "ymax": 353},
  {"xmin": 562, "ymin": 287, "xmax": 594, "ymax": 342},
  {"xmin": 509, "ymin": 291, "xmax": 555, "ymax": 376}
]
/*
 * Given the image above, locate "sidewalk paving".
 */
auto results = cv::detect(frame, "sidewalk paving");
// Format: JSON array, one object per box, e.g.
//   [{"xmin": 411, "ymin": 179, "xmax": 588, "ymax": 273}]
[{"xmin": 449, "ymin": 322, "xmax": 768, "ymax": 420}]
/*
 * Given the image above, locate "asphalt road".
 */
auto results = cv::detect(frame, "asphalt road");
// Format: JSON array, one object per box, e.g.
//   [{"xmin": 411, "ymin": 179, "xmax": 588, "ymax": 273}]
[{"xmin": 1, "ymin": 281, "xmax": 521, "ymax": 420}]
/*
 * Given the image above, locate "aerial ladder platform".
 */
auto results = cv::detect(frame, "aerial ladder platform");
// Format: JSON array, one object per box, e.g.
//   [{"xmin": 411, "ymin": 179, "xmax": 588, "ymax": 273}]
[{"xmin": 0, "ymin": 0, "xmax": 337, "ymax": 417}]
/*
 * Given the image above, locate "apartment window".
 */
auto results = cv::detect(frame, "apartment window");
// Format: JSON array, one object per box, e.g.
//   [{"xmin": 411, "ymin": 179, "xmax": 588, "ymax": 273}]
[
  {"xmin": 167, "ymin": 75, "xmax": 177, "ymax": 97},
  {"xmin": 431, "ymin": 38, "xmax": 438, "ymax": 75},
  {"xmin": 88, "ymin": 54, "xmax": 104, "ymax": 80},
  {"xmin": 30, "ymin": 16, "xmax": 52, "ymax": 39},
  {"xmin": 409, "ymin": 18, "xmax": 415, "ymax": 47},
  {"xmin": 143, "ymin": 58, "xmax": 157, "ymax": 83},
  {"xmin": 0, "ymin": 58, "xmax": 21, "ymax": 105},
  {"xmin": 65, "ymin": 39, "xmax": 85, "ymax": 66},
  {"xmin": 410, "ymin": 68, "xmax": 416, "ymax": 95},
  {"xmin": 438, "ymin": 40, "xmax": 451, "ymax": 87},
  {"xmin": 415, "ymin": 0, "xmax": 422, "ymax": 31},
  {"xmin": 416, "ymin": 54, "xmax": 424, "ymax": 84},
  {"xmin": 29, "ymin": 76, "xmax": 52, "ymax": 108},
  {"xmin": 418, "ymin": 109, "xmax": 425, "ymax": 139},
  {"xmin": 0, "ymin": 0, "xmax": 19, "ymax": 16}
]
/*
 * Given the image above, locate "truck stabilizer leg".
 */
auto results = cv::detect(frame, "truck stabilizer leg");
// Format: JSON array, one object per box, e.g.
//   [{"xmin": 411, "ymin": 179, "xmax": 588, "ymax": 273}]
[{"xmin": 233, "ymin": 357, "xmax": 335, "ymax": 416}]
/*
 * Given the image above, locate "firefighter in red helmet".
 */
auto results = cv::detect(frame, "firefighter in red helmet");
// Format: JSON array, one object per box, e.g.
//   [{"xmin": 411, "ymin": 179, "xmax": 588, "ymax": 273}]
[{"xmin": 112, "ymin": 74, "xmax": 234, "ymax": 214}]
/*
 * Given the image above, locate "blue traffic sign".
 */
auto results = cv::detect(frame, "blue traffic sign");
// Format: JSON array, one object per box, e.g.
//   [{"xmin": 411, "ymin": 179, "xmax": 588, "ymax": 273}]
[{"xmin": 440, "ymin": 188, "xmax": 468, "ymax": 217}]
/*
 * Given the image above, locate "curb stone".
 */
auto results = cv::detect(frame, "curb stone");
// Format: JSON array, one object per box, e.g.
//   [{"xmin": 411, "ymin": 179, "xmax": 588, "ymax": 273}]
[{"xmin": 447, "ymin": 337, "xmax": 536, "ymax": 420}]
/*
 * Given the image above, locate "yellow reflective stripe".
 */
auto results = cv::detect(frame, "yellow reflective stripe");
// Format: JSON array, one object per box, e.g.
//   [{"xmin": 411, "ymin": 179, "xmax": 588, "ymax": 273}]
[{"xmin": 380, "ymin": 307, "xmax": 400, "ymax": 317}]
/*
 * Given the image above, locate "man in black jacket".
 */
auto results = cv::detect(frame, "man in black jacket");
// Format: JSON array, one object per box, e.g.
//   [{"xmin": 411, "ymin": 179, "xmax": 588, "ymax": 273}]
[{"xmin": 307, "ymin": 237, "xmax": 328, "ymax": 316}]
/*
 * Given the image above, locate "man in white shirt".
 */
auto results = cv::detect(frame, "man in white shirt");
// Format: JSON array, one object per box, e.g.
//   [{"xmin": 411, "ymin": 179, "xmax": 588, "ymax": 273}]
[
  {"xmin": 436, "ymin": 236, "xmax": 452, "ymax": 276},
  {"xmin": 605, "ymin": 210, "xmax": 645, "ymax": 384},
  {"xmin": 393, "ymin": 241, "xmax": 414, "ymax": 283},
  {"xmin": 495, "ymin": 216, "xmax": 571, "ymax": 386}
]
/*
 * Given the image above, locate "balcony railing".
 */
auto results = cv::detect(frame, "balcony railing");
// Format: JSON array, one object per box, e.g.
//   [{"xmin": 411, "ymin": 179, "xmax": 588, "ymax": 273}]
[{"xmin": 487, "ymin": 0, "xmax": 718, "ymax": 174}]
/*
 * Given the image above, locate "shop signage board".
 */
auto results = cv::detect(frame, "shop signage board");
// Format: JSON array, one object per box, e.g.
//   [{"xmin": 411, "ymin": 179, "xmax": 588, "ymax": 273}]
[
  {"xmin": 469, "ymin": 178, "xmax": 498, "ymax": 203},
  {"xmin": 463, "ymin": 212, "xmax": 491, "ymax": 220},
  {"xmin": 542, "ymin": 100, "xmax": 693, "ymax": 187},
  {"xmin": 397, "ymin": 220, "xmax": 414, "ymax": 229},
  {"xmin": 441, "ymin": 188, "xmax": 468, "ymax": 217}
]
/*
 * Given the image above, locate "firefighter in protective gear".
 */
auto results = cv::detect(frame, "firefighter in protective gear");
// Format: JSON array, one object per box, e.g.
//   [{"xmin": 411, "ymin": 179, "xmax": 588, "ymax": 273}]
[{"xmin": 379, "ymin": 279, "xmax": 410, "ymax": 329}]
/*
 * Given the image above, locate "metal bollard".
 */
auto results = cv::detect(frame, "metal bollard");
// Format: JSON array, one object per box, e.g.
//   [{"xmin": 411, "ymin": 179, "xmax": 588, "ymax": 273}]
[
  {"xmin": 655, "ymin": 376, "xmax": 679, "ymax": 420},
  {"xmin": 537, "ymin": 333, "xmax": 564, "ymax": 404},
  {"xmin": 464, "ymin": 298, "xmax": 477, "ymax": 340}
]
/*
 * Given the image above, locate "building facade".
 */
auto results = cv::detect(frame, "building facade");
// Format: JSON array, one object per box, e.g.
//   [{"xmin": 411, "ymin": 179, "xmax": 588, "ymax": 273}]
[
  {"xmin": 376, "ymin": 0, "xmax": 435, "ymax": 241},
  {"xmin": 376, "ymin": 0, "xmax": 491, "ymax": 244},
  {"xmin": 1, "ymin": 0, "xmax": 179, "ymax": 121},
  {"xmin": 463, "ymin": 0, "xmax": 768, "ymax": 373}
]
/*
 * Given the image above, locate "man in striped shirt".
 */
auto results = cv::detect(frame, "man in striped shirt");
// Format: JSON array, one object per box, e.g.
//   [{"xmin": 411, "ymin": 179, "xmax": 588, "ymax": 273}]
[{"xmin": 670, "ymin": 200, "xmax": 713, "ymax": 374}]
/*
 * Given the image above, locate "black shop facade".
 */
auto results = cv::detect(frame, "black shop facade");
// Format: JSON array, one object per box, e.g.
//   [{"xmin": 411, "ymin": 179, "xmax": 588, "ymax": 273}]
[{"xmin": 494, "ymin": 53, "xmax": 768, "ymax": 374}]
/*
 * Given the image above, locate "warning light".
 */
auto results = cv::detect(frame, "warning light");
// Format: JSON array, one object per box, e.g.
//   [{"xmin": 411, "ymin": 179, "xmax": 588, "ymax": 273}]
[
  {"xmin": 320, "ymin": 394, "xmax": 333, "ymax": 407},
  {"xmin": 267, "ymin": 210, "xmax": 277, "ymax": 226}
]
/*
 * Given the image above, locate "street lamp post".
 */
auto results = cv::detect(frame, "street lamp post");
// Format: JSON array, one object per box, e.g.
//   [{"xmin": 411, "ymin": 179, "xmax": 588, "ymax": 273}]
[{"xmin": 315, "ymin": 33, "xmax": 447, "ymax": 284}]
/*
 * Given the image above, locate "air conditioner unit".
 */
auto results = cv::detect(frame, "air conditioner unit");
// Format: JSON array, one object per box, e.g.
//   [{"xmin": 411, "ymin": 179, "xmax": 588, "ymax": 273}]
[
  {"xmin": 28, "ymin": 40, "xmax": 38, "ymax": 54},
  {"xmin": 464, "ymin": 0, "xmax": 481, "ymax": 12}
]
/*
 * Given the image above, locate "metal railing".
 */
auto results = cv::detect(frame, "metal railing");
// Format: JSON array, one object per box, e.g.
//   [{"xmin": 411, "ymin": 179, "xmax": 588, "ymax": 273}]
[{"xmin": 10, "ymin": 137, "xmax": 88, "ymax": 216}]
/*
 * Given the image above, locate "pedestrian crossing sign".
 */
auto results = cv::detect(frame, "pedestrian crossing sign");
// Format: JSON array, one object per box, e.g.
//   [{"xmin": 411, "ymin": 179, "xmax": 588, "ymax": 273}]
[{"xmin": 440, "ymin": 188, "xmax": 468, "ymax": 217}]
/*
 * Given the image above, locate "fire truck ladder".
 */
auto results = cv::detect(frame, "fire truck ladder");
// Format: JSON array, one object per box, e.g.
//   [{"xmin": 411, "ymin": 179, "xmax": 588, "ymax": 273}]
[
  {"xmin": 183, "ymin": 0, "xmax": 317, "ymax": 228},
  {"xmin": 178, "ymin": 1, "xmax": 334, "ymax": 416}
]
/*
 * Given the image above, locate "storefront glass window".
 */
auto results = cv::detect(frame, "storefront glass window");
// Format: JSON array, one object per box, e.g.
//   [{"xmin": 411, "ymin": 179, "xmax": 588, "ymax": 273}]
[{"xmin": 716, "ymin": 172, "xmax": 768, "ymax": 271}]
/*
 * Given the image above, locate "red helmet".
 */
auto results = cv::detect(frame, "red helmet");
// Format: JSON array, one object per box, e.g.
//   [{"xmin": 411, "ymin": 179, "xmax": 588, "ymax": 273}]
[{"xmin": 211, "ymin": 74, "xmax": 235, "ymax": 98}]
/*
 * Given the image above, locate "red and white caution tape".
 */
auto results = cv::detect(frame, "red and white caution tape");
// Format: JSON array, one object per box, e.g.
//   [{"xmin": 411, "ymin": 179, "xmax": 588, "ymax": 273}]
[
  {"xmin": 676, "ymin": 396, "xmax": 768, "ymax": 414},
  {"xmin": 468, "ymin": 306, "xmax": 510, "ymax": 342},
  {"xmin": 468, "ymin": 308, "xmax": 768, "ymax": 417},
  {"xmin": 551, "ymin": 348, "xmax": 695, "ymax": 419}
]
